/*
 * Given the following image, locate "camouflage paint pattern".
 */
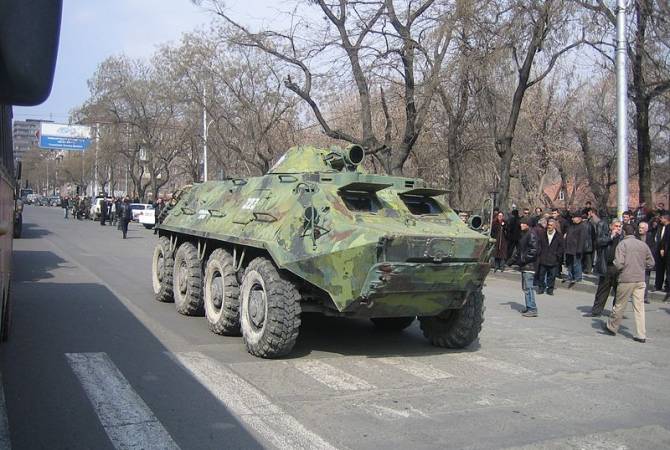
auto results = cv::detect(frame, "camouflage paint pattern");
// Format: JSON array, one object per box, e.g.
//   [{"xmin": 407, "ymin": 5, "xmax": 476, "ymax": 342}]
[{"xmin": 159, "ymin": 145, "xmax": 493, "ymax": 318}]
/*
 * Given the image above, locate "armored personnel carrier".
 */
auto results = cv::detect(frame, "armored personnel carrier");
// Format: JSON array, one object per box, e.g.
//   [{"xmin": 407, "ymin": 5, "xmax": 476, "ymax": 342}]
[{"xmin": 152, "ymin": 145, "xmax": 493, "ymax": 358}]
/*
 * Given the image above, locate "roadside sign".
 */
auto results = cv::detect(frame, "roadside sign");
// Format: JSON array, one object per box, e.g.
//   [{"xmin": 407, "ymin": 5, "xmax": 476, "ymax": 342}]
[{"xmin": 38, "ymin": 122, "xmax": 92, "ymax": 150}]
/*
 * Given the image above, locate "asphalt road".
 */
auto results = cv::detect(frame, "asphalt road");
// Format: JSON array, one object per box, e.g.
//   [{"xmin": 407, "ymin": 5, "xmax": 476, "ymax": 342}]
[{"xmin": 2, "ymin": 205, "xmax": 670, "ymax": 450}]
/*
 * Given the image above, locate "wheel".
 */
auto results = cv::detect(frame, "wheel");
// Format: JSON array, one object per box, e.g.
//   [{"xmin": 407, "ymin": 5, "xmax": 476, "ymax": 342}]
[
  {"xmin": 204, "ymin": 248, "xmax": 240, "ymax": 335},
  {"xmin": 152, "ymin": 237, "xmax": 174, "ymax": 303},
  {"xmin": 370, "ymin": 316, "xmax": 415, "ymax": 331},
  {"xmin": 172, "ymin": 242, "xmax": 204, "ymax": 316},
  {"xmin": 418, "ymin": 290, "xmax": 485, "ymax": 349},
  {"xmin": 143, "ymin": 224, "xmax": 153, "ymax": 229},
  {"xmin": 240, "ymin": 257, "xmax": 301, "ymax": 358}
]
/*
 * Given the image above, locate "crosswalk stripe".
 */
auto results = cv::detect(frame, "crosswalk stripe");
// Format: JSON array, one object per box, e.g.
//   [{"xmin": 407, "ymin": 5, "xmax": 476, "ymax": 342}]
[
  {"xmin": 293, "ymin": 359, "xmax": 375, "ymax": 391},
  {"xmin": 0, "ymin": 373, "xmax": 10, "ymax": 450},
  {"xmin": 453, "ymin": 354, "xmax": 534, "ymax": 375},
  {"xmin": 377, "ymin": 357, "xmax": 454, "ymax": 381},
  {"xmin": 173, "ymin": 352, "xmax": 338, "ymax": 450},
  {"xmin": 65, "ymin": 353, "xmax": 179, "ymax": 450}
]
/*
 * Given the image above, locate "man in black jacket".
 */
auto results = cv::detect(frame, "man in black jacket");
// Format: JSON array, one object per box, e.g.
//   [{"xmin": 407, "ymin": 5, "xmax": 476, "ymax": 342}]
[
  {"xmin": 590, "ymin": 220, "xmax": 623, "ymax": 316},
  {"xmin": 653, "ymin": 212, "xmax": 670, "ymax": 299},
  {"xmin": 119, "ymin": 197, "xmax": 132, "ymax": 239},
  {"xmin": 537, "ymin": 218, "xmax": 564, "ymax": 295},
  {"xmin": 564, "ymin": 214, "xmax": 587, "ymax": 286},
  {"xmin": 509, "ymin": 217, "xmax": 539, "ymax": 317}
]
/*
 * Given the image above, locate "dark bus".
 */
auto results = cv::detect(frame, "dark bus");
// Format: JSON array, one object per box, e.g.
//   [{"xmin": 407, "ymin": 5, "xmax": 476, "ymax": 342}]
[{"xmin": 0, "ymin": 1, "xmax": 62, "ymax": 340}]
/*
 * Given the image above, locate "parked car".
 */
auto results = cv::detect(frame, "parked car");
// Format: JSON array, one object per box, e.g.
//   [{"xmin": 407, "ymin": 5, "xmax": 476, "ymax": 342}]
[
  {"xmin": 137, "ymin": 206, "xmax": 155, "ymax": 229},
  {"xmin": 89, "ymin": 197, "xmax": 110, "ymax": 220},
  {"xmin": 129, "ymin": 203, "xmax": 153, "ymax": 222}
]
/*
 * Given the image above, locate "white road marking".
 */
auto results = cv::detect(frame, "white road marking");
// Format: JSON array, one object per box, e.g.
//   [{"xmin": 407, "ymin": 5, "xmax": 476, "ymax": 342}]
[
  {"xmin": 173, "ymin": 352, "xmax": 338, "ymax": 450},
  {"xmin": 293, "ymin": 359, "xmax": 375, "ymax": 391},
  {"xmin": 65, "ymin": 353, "xmax": 179, "ymax": 450},
  {"xmin": 453, "ymin": 354, "xmax": 534, "ymax": 375},
  {"xmin": 361, "ymin": 403, "xmax": 428, "ymax": 421},
  {"xmin": 377, "ymin": 357, "xmax": 454, "ymax": 381},
  {"xmin": 0, "ymin": 373, "xmax": 10, "ymax": 450}
]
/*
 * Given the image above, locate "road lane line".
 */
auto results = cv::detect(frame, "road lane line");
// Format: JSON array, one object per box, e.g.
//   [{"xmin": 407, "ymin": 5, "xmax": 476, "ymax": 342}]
[
  {"xmin": 377, "ymin": 357, "xmax": 454, "ymax": 381},
  {"xmin": 293, "ymin": 360, "xmax": 375, "ymax": 391},
  {"xmin": 65, "ymin": 353, "xmax": 179, "ymax": 450},
  {"xmin": 173, "ymin": 352, "xmax": 338, "ymax": 450},
  {"xmin": 0, "ymin": 373, "xmax": 10, "ymax": 450}
]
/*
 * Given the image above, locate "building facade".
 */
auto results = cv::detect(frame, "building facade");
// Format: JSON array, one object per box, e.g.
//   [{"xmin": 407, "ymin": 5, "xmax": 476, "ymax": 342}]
[{"xmin": 12, "ymin": 119, "xmax": 52, "ymax": 161}]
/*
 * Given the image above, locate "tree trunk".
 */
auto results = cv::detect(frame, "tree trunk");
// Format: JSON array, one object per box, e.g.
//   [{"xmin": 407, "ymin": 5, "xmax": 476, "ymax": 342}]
[
  {"xmin": 496, "ymin": 139, "xmax": 514, "ymax": 210},
  {"xmin": 635, "ymin": 96, "xmax": 652, "ymax": 205}
]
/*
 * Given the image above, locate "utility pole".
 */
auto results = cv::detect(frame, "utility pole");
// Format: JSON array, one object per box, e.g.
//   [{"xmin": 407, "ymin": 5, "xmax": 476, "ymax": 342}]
[
  {"xmin": 94, "ymin": 123, "xmax": 99, "ymax": 196},
  {"xmin": 616, "ymin": 0, "xmax": 628, "ymax": 219}
]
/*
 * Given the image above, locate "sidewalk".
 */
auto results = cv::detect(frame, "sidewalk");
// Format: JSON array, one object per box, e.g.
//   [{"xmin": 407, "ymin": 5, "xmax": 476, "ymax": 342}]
[{"xmin": 488, "ymin": 269, "xmax": 669, "ymax": 303}]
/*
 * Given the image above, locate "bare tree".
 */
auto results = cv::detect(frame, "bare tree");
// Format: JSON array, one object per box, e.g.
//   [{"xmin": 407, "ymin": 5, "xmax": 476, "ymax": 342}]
[
  {"xmin": 196, "ymin": 0, "xmax": 455, "ymax": 175},
  {"xmin": 578, "ymin": 0, "xmax": 670, "ymax": 204}
]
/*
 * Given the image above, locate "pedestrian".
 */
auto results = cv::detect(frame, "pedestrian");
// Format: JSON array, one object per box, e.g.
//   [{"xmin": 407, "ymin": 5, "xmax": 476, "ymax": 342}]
[
  {"xmin": 564, "ymin": 213, "xmax": 587, "ymax": 286},
  {"xmin": 536, "ymin": 218, "xmax": 564, "ymax": 295},
  {"xmin": 115, "ymin": 197, "xmax": 123, "ymax": 230},
  {"xmin": 637, "ymin": 221, "xmax": 654, "ymax": 303},
  {"xmin": 550, "ymin": 208, "xmax": 569, "ymax": 234},
  {"xmin": 61, "ymin": 196, "xmax": 69, "ymax": 219},
  {"xmin": 491, "ymin": 211, "xmax": 508, "ymax": 272},
  {"xmin": 602, "ymin": 223, "xmax": 655, "ymax": 343},
  {"xmin": 100, "ymin": 197, "xmax": 107, "ymax": 226},
  {"xmin": 582, "ymin": 212, "xmax": 595, "ymax": 274},
  {"xmin": 508, "ymin": 217, "xmax": 539, "ymax": 317},
  {"xmin": 589, "ymin": 220, "xmax": 623, "ymax": 317},
  {"xmin": 119, "ymin": 197, "xmax": 132, "ymax": 239},
  {"xmin": 506, "ymin": 209, "xmax": 521, "ymax": 261},
  {"xmin": 622, "ymin": 210, "xmax": 634, "ymax": 226},
  {"xmin": 653, "ymin": 212, "xmax": 670, "ymax": 300}
]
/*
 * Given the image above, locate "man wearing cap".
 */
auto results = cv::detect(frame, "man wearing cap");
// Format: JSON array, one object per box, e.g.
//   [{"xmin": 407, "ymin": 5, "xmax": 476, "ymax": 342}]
[
  {"xmin": 509, "ymin": 217, "xmax": 539, "ymax": 317},
  {"xmin": 602, "ymin": 223, "xmax": 655, "ymax": 342}
]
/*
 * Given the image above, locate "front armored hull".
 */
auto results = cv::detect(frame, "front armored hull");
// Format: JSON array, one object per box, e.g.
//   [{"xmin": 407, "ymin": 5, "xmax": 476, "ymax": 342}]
[{"xmin": 277, "ymin": 231, "xmax": 491, "ymax": 317}]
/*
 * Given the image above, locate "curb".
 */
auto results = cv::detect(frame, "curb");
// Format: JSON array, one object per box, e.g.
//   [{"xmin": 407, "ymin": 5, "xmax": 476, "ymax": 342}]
[{"xmin": 487, "ymin": 270, "xmax": 669, "ymax": 303}]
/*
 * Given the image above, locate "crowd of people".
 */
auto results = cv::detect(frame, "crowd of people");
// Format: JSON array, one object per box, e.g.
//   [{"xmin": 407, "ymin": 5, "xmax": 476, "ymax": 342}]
[
  {"xmin": 491, "ymin": 201, "xmax": 669, "ymax": 342},
  {"xmin": 59, "ymin": 194, "xmax": 166, "ymax": 239}
]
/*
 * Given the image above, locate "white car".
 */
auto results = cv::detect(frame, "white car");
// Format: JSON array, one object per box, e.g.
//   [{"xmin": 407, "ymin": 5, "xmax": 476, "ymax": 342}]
[
  {"xmin": 130, "ymin": 203, "xmax": 155, "ymax": 227},
  {"xmin": 90, "ymin": 197, "xmax": 110, "ymax": 220}
]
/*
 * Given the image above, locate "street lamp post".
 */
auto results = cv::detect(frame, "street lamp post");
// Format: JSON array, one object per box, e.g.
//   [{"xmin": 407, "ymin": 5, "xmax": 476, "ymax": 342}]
[{"xmin": 202, "ymin": 88, "xmax": 214, "ymax": 183}]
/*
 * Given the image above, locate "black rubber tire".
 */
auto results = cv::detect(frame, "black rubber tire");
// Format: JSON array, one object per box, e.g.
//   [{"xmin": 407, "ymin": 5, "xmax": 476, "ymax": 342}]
[
  {"xmin": 370, "ymin": 316, "xmax": 415, "ymax": 331},
  {"xmin": 172, "ymin": 242, "xmax": 204, "ymax": 316},
  {"xmin": 240, "ymin": 257, "xmax": 301, "ymax": 358},
  {"xmin": 143, "ymin": 224, "xmax": 153, "ymax": 229},
  {"xmin": 418, "ymin": 290, "xmax": 485, "ymax": 349},
  {"xmin": 204, "ymin": 248, "xmax": 240, "ymax": 335},
  {"xmin": 152, "ymin": 237, "xmax": 174, "ymax": 303}
]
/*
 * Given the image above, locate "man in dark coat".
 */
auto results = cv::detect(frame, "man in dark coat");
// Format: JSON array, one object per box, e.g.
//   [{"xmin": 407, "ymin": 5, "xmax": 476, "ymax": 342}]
[
  {"xmin": 537, "ymin": 218, "xmax": 564, "ymax": 295},
  {"xmin": 100, "ymin": 198, "xmax": 108, "ymax": 226},
  {"xmin": 119, "ymin": 197, "xmax": 132, "ymax": 239},
  {"xmin": 491, "ymin": 211, "xmax": 508, "ymax": 272},
  {"xmin": 638, "ymin": 221, "xmax": 655, "ymax": 303},
  {"xmin": 653, "ymin": 212, "xmax": 670, "ymax": 300},
  {"xmin": 582, "ymin": 213, "xmax": 595, "ymax": 274},
  {"xmin": 508, "ymin": 217, "xmax": 539, "ymax": 317},
  {"xmin": 564, "ymin": 214, "xmax": 587, "ymax": 286},
  {"xmin": 506, "ymin": 210, "xmax": 521, "ymax": 261},
  {"xmin": 590, "ymin": 220, "xmax": 623, "ymax": 316}
]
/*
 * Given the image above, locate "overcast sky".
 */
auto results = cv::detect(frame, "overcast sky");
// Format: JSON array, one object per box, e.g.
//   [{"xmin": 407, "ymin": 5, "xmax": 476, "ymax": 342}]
[{"xmin": 14, "ymin": 0, "xmax": 286, "ymax": 123}]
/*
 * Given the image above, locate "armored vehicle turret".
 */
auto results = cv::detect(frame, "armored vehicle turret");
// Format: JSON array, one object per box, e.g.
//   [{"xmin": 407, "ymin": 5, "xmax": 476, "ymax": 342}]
[{"xmin": 152, "ymin": 145, "xmax": 493, "ymax": 358}]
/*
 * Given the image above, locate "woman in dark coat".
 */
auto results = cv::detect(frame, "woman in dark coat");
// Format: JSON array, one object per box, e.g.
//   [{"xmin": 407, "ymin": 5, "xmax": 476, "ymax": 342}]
[{"xmin": 491, "ymin": 211, "xmax": 509, "ymax": 272}]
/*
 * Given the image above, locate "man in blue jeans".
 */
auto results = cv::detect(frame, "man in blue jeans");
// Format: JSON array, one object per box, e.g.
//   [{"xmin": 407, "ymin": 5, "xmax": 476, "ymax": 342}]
[{"xmin": 509, "ymin": 217, "xmax": 539, "ymax": 317}]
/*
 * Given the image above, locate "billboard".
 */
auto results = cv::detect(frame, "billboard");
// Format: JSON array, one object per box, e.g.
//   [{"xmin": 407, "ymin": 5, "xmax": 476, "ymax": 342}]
[{"xmin": 39, "ymin": 123, "xmax": 92, "ymax": 150}]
